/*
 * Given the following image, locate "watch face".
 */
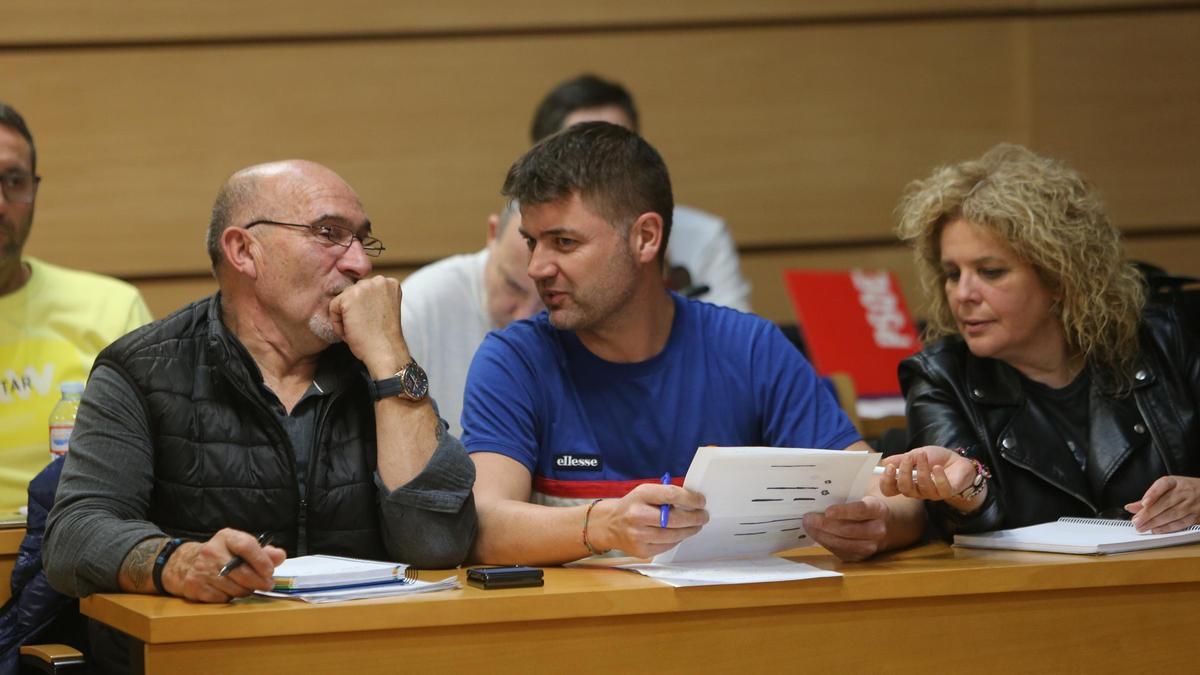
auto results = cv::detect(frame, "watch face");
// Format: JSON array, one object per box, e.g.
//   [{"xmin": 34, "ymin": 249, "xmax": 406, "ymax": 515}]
[{"xmin": 401, "ymin": 361, "xmax": 429, "ymax": 400}]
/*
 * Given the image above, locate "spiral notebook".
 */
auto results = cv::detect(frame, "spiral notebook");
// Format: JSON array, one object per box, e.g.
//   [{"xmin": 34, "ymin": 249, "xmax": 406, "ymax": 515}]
[
  {"xmin": 953, "ymin": 517, "xmax": 1200, "ymax": 555},
  {"xmin": 255, "ymin": 555, "xmax": 459, "ymax": 603},
  {"xmin": 269, "ymin": 555, "xmax": 413, "ymax": 591}
]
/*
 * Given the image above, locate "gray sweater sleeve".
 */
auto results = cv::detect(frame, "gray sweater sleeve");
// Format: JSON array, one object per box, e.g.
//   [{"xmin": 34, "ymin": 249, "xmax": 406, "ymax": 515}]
[
  {"xmin": 43, "ymin": 365, "xmax": 166, "ymax": 597},
  {"xmin": 373, "ymin": 425, "xmax": 478, "ymax": 568}
]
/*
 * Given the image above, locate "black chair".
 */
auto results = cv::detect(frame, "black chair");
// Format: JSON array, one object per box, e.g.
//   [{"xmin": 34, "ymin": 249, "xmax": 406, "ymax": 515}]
[
  {"xmin": 0, "ymin": 459, "xmax": 88, "ymax": 674},
  {"xmin": 1136, "ymin": 261, "xmax": 1200, "ymax": 335},
  {"xmin": 18, "ymin": 644, "xmax": 86, "ymax": 674}
]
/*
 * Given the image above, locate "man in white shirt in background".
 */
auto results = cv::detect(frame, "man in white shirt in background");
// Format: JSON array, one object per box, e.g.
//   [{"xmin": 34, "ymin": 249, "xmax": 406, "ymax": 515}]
[{"xmin": 401, "ymin": 201, "xmax": 541, "ymax": 436}]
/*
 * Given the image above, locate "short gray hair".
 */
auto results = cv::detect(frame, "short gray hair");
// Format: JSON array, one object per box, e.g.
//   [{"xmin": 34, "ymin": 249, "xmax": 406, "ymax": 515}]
[{"xmin": 205, "ymin": 174, "xmax": 260, "ymax": 270}]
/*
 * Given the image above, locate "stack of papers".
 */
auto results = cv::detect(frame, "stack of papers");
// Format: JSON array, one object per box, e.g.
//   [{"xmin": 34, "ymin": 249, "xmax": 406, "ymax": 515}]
[{"xmin": 255, "ymin": 555, "xmax": 459, "ymax": 604}]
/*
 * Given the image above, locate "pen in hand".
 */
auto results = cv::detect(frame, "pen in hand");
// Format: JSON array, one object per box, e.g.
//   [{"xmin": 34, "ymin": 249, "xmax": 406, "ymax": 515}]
[
  {"xmin": 873, "ymin": 465, "xmax": 920, "ymax": 480},
  {"xmin": 659, "ymin": 473, "xmax": 671, "ymax": 528},
  {"xmin": 217, "ymin": 531, "xmax": 273, "ymax": 577}
]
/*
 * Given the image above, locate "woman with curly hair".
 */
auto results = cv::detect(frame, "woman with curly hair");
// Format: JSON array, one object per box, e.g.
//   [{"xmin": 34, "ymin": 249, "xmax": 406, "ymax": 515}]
[{"xmin": 879, "ymin": 144, "xmax": 1200, "ymax": 535}]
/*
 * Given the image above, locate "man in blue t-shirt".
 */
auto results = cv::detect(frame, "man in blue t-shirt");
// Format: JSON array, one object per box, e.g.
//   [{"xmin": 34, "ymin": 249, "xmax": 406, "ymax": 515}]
[{"xmin": 462, "ymin": 122, "xmax": 924, "ymax": 565}]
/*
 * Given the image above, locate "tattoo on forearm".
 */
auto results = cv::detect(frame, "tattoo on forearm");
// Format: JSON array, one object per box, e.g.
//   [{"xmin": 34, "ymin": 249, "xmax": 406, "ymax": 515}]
[{"xmin": 121, "ymin": 538, "xmax": 165, "ymax": 592}]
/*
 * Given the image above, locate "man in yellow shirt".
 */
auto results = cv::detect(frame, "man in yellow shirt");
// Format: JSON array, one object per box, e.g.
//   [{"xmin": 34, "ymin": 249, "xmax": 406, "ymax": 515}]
[{"xmin": 0, "ymin": 101, "xmax": 151, "ymax": 512}]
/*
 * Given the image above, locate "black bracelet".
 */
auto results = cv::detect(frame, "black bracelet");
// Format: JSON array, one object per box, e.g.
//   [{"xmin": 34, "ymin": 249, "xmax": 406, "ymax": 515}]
[{"xmin": 152, "ymin": 538, "xmax": 186, "ymax": 596}]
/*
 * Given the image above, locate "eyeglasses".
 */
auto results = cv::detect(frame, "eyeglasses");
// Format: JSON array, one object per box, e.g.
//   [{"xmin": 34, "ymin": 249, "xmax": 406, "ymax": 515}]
[
  {"xmin": 244, "ymin": 219, "xmax": 385, "ymax": 257},
  {"xmin": 0, "ymin": 169, "xmax": 40, "ymax": 204}
]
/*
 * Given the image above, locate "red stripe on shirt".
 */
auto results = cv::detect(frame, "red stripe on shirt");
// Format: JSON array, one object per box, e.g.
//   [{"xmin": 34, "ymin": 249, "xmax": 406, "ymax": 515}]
[{"xmin": 534, "ymin": 475, "xmax": 685, "ymax": 499}]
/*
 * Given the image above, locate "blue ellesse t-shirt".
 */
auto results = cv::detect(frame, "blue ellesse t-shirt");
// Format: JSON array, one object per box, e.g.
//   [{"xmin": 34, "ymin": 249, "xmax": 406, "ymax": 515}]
[{"xmin": 460, "ymin": 294, "xmax": 860, "ymax": 504}]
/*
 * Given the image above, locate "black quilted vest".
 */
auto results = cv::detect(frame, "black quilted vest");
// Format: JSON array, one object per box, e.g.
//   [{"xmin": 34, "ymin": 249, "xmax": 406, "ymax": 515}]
[{"xmin": 93, "ymin": 294, "xmax": 385, "ymax": 559}]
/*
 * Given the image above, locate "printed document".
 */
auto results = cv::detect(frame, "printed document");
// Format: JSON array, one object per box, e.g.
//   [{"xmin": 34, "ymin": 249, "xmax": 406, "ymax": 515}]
[
  {"xmin": 653, "ymin": 446, "xmax": 879, "ymax": 564},
  {"xmin": 573, "ymin": 447, "xmax": 879, "ymax": 587}
]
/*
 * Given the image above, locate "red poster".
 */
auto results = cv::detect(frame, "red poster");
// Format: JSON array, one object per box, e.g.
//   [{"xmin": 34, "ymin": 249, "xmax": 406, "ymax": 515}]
[{"xmin": 783, "ymin": 269, "xmax": 919, "ymax": 397}]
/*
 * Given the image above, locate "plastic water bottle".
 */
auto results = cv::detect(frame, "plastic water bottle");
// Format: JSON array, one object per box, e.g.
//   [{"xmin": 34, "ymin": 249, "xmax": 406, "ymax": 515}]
[{"xmin": 48, "ymin": 381, "xmax": 85, "ymax": 460}]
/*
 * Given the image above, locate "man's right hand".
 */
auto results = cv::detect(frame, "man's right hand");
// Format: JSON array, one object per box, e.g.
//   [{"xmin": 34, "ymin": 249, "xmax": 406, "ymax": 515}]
[
  {"xmin": 164, "ymin": 528, "xmax": 286, "ymax": 603},
  {"xmin": 592, "ymin": 483, "xmax": 709, "ymax": 558}
]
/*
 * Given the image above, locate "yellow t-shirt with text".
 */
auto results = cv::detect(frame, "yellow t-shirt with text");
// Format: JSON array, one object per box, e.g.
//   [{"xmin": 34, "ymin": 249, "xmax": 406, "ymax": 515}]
[{"xmin": 0, "ymin": 257, "xmax": 152, "ymax": 512}]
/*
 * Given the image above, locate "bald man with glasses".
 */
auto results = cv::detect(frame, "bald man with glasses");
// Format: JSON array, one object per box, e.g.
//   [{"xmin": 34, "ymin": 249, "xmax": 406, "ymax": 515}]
[{"xmin": 44, "ymin": 159, "xmax": 477, "ymax": 670}]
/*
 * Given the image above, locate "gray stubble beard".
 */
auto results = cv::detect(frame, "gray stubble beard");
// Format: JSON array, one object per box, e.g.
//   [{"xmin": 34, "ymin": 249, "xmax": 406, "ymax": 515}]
[{"xmin": 308, "ymin": 313, "xmax": 341, "ymax": 344}]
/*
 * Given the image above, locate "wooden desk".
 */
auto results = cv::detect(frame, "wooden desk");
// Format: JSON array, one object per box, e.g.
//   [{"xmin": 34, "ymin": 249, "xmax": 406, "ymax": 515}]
[
  {"xmin": 83, "ymin": 543, "xmax": 1200, "ymax": 674},
  {"xmin": 0, "ymin": 524, "xmax": 26, "ymax": 606}
]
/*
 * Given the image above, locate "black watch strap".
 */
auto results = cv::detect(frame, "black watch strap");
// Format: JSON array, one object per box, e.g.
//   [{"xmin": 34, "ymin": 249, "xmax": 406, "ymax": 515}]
[
  {"xmin": 372, "ymin": 375, "xmax": 407, "ymax": 400},
  {"xmin": 370, "ymin": 359, "xmax": 429, "ymax": 401},
  {"xmin": 153, "ymin": 537, "xmax": 187, "ymax": 596}
]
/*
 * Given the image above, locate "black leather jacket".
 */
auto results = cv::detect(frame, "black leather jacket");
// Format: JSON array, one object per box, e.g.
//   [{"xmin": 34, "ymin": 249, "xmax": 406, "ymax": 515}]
[{"xmin": 900, "ymin": 305, "xmax": 1200, "ymax": 534}]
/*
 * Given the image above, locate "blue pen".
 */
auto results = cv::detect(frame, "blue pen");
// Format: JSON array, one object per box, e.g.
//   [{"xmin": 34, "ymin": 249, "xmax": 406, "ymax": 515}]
[{"xmin": 659, "ymin": 472, "xmax": 671, "ymax": 528}]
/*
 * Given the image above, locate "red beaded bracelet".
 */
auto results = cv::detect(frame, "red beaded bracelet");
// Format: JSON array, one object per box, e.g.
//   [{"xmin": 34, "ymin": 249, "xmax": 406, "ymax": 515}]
[{"xmin": 952, "ymin": 449, "xmax": 992, "ymax": 500}]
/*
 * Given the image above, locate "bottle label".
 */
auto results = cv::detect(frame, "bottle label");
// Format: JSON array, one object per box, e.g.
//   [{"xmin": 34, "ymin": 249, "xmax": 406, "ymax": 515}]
[{"xmin": 50, "ymin": 424, "xmax": 73, "ymax": 459}]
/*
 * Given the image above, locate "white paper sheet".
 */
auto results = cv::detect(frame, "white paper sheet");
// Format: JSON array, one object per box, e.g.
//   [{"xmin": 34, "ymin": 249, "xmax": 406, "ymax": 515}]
[
  {"xmin": 618, "ymin": 556, "xmax": 841, "ymax": 588},
  {"xmin": 652, "ymin": 446, "xmax": 879, "ymax": 564}
]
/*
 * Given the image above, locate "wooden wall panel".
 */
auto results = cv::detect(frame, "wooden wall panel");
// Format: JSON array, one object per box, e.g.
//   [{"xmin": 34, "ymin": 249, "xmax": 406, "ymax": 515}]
[
  {"xmin": 644, "ymin": 21, "xmax": 1027, "ymax": 246},
  {"xmin": 5, "ymin": 4, "xmax": 1198, "ymax": 321},
  {"xmin": 133, "ymin": 278, "xmax": 219, "ymax": 320},
  {"xmin": 741, "ymin": 246, "xmax": 920, "ymax": 325},
  {"xmin": 1034, "ymin": 0, "xmax": 1195, "ymax": 9},
  {"xmin": 11, "ymin": 2, "xmax": 1191, "ymax": 46},
  {"xmin": 1123, "ymin": 234, "xmax": 1200, "ymax": 282},
  {"xmin": 6, "ymin": 1, "xmax": 1026, "ymax": 45},
  {"xmin": 1031, "ymin": 12, "xmax": 1200, "ymax": 229},
  {"xmin": 10, "ymin": 19, "xmax": 1026, "ymax": 278}
]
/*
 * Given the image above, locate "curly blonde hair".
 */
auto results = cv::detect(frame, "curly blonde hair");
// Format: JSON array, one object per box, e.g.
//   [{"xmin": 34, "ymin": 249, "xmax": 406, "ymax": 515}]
[{"xmin": 895, "ymin": 143, "xmax": 1145, "ymax": 387}]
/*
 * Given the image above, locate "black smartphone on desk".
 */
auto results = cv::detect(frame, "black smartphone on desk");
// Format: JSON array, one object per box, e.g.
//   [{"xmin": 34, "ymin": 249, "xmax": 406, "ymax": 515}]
[{"xmin": 467, "ymin": 565, "xmax": 544, "ymax": 590}]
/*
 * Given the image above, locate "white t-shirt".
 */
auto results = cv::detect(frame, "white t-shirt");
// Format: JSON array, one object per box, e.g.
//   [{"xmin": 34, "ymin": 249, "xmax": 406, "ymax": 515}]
[
  {"xmin": 667, "ymin": 205, "xmax": 752, "ymax": 312},
  {"xmin": 400, "ymin": 249, "xmax": 492, "ymax": 437}
]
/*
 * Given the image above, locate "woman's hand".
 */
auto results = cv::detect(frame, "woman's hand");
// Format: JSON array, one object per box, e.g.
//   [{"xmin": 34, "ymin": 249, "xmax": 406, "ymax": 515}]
[
  {"xmin": 879, "ymin": 446, "xmax": 986, "ymax": 513},
  {"xmin": 1126, "ymin": 476, "xmax": 1200, "ymax": 533}
]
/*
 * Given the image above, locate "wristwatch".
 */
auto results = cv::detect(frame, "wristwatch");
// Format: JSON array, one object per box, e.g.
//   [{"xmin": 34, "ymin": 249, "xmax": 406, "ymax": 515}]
[{"xmin": 369, "ymin": 359, "xmax": 429, "ymax": 402}]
